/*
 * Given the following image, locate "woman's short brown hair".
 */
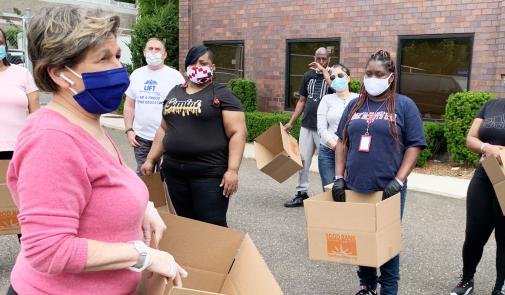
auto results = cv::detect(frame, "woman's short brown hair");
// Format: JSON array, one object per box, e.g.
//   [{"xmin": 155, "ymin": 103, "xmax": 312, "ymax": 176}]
[{"xmin": 28, "ymin": 6, "xmax": 120, "ymax": 92}]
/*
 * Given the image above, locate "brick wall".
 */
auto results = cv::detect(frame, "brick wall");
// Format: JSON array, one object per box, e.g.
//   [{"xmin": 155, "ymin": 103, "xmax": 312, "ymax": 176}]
[{"xmin": 180, "ymin": 0, "xmax": 505, "ymax": 111}]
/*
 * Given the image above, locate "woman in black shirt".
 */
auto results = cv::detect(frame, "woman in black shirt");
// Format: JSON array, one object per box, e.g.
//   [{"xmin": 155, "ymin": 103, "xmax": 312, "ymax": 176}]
[
  {"xmin": 141, "ymin": 45, "xmax": 246, "ymax": 227},
  {"xmin": 450, "ymin": 99, "xmax": 505, "ymax": 295}
]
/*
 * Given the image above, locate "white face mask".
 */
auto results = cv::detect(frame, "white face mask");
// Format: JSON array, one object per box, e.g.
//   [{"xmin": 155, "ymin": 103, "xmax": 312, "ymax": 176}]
[
  {"xmin": 363, "ymin": 73, "xmax": 393, "ymax": 96},
  {"xmin": 146, "ymin": 52, "xmax": 163, "ymax": 66}
]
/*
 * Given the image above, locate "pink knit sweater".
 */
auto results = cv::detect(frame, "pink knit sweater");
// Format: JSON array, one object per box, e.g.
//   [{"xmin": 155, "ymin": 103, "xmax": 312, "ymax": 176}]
[{"xmin": 7, "ymin": 108, "xmax": 148, "ymax": 294}]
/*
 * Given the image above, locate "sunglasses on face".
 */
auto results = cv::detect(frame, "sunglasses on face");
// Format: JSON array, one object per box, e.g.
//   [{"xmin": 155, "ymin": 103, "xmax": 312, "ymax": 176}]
[{"xmin": 330, "ymin": 73, "xmax": 346, "ymax": 80}]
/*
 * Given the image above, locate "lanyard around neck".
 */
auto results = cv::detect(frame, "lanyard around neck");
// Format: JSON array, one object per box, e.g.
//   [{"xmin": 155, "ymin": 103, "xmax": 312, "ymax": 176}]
[{"xmin": 365, "ymin": 98, "xmax": 387, "ymax": 135}]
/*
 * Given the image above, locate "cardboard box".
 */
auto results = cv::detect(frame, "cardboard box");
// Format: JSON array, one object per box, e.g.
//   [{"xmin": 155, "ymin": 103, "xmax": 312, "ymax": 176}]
[
  {"xmin": 481, "ymin": 151, "xmax": 505, "ymax": 215},
  {"xmin": 304, "ymin": 190, "xmax": 401, "ymax": 267},
  {"xmin": 146, "ymin": 212, "xmax": 283, "ymax": 295},
  {"xmin": 140, "ymin": 173, "xmax": 176, "ymax": 214},
  {"xmin": 0, "ymin": 160, "xmax": 20, "ymax": 235},
  {"xmin": 253, "ymin": 123, "xmax": 302, "ymax": 183}
]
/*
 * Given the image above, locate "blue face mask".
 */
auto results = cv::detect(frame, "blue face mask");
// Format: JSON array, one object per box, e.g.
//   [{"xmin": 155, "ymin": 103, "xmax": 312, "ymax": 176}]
[
  {"xmin": 331, "ymin": 77, "xmax": 348, "ymax": 92},
  {"xmin": 62, "ymin": 66, "xmax": 130, "ymax": 114},
  {"xmin": 0, "ymin": 45, "xmax": 6, "ymax": 60}
]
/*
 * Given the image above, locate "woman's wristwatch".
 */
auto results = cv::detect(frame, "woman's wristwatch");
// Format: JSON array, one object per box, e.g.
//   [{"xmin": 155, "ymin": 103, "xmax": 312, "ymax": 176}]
[
  {"xmin": 128, "ymin": 240, "xmax": 151, "ymax": 272},
  {"xmin": 125, "ymin": 128, "xmax": 134, "ymax": 134}
]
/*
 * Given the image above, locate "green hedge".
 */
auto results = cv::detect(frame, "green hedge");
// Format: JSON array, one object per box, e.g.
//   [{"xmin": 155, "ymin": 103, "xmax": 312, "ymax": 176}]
[
  {"xmin": 445, "ymin": 91, "xmax": 494, "ymax": 165},
  {"xmin": 245, "ymin": 112, "xmax": 300, "ymax": 142},
  {"xmin": 229, "ymin": 79, "xmax": 257, "ymax": 112},
  {"xmin": 416, "ymin": 122, "xmax": 446, "ymax": 167},
  {"xmin": 349, "ymin": 79, "xmax": 362, "ymax": 94}
]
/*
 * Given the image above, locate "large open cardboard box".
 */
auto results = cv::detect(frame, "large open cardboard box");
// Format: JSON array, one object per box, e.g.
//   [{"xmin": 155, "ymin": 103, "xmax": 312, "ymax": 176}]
[
  {"xmin": 0, "ymin": 160, "xmax": 20, "ymax": 235},
  {"xmin": 146, "ymin": 212, "xmax": 283, "ymax": 295},
  {"xmin": 140, "ymin": 173, "xmax": 176, "ymax": 214},
  {"xmin": 253, "ymin": 123, "xmax": 302, "ymax": 183},
  {"xmin": 304, "ymin": 190, "xmax": 401, "ymax": 267},
  {"xmin": 480, "ymin": 151, "xmax": 505, "ymax": 215}
]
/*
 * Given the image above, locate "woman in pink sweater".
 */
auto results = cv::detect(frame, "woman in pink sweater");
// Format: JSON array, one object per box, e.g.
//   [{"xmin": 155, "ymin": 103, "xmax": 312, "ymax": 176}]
[{"xmin": 6, "ymin": 6, "xmax": 187, "ymax": 295}]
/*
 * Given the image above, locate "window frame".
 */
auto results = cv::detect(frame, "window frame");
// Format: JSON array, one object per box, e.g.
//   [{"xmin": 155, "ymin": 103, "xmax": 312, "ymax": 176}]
[
  {"xmin": 285, "ymin": 38, "xmax": 341, "ymax": 111},
  {"xmin": 396, "ymin": 33, "xmax": 475, "ymax": 120},
  {"xmin": 203, "ymin": 40, "xmax": 245, "ymax": 83}
]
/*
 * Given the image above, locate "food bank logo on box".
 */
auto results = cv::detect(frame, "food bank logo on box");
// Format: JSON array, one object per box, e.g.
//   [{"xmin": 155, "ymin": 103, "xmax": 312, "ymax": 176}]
[
  {"xmin": 0, "ymin": 210, "xmax": 19, "ymax": 228},
  {"xmin": 326, "ymin": 233, "xmax": 357, "ymax": 257},
  {"xmin": 290, "ymin": 142, "xmax": 299, "ymax": 156}
]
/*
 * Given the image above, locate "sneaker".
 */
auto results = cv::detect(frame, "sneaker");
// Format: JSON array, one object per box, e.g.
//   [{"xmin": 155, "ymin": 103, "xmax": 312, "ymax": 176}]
[
  {"xmin": 283, "ymin": 191, "xmax": 308, "ymax": 208},
  {"xmin": 355, "ymin": 286, "xmax": 377, "ymax": 295},
  {"xmin": 450, "ymin": 278, "xmax": 474, "ymax": 295}
]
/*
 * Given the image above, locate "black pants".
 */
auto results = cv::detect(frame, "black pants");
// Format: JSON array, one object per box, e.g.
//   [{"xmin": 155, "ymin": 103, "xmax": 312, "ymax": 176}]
[
  {"xmin": 162, "ymin": 159, "xmax": 229, "ymax": 227},
  {"xmin": 6, "ymin": 285, "xmax": 17, "ymax": 295},
  {"xmin": 462, "ymin": 172, "xmax": 505, "ymax": 291},
  {"xmin": 0, "ymin": 151, "xmax": 13, "ymax": 160}
]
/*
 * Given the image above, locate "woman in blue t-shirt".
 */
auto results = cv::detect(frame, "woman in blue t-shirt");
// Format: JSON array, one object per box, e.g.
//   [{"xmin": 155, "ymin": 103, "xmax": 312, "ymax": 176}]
[{"xmin": 332, "ymin": 50, "xmax": 427, "ymax": 295}]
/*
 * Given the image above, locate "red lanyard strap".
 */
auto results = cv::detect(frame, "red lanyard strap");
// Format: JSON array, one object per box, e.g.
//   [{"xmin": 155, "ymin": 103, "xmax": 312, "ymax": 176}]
[{"xmin": 365, "ymin": 98, "xmax": 387, "ymax": 134}]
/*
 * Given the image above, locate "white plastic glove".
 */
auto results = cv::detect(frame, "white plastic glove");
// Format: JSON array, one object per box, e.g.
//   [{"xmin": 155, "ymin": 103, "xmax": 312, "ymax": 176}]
[
  {"xmin": 142, "ymin": 201, "xmax": 166, "ymax": 247},
  {"xmin": 147, "ymin": 248, "xmax": 188, "ymax": 288}
]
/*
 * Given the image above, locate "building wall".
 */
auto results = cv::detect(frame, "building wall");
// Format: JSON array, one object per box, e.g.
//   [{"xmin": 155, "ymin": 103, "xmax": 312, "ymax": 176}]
[{"xmin": 180, "ymin": 0, "xmax": 505, "ymax": 111}]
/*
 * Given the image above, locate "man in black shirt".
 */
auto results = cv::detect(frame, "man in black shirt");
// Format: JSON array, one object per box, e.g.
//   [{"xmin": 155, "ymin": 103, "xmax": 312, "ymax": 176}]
[{"xmin": 284, "ymin": 47, "xmax": 333, "ymax": 207}]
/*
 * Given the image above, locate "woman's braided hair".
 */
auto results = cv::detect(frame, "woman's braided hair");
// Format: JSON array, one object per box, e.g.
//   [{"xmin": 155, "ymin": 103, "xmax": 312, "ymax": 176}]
[{"xmin": 341, "ymin": 50, "xmax": 399, "ymax": 148}]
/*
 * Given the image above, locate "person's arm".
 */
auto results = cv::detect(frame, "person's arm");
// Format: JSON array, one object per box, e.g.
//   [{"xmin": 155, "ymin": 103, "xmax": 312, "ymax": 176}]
[
  {"xmin": 27, "ymin": 91, "xmax": 40, "ymax": 113},
  {"xmin": 285, "ymin": 96, "xmax": 306, "ymax": 133},
  {"xmin": 124, "ymin": 96, "xmax": 140, "ymax": 148},
  {"xmin": 141, "ymin": 120, "xmax": 167, "ymax": 175},
  {"xmin": 395, "ymin": 147, "xmax": 421, "ymax": 182},
  {"xmin": 309, "ymin": 62, "xmax": 332, "ymax": 85},
  {"xmin": 317, "ymin": 97, "xmax": 337, "ymax": 149},
  {"xmin": 335, "ymin": 138, "xmax": 347, "ymax": 177},
  {"xmin": 221, "ymin": 110, "xmax": 247, "ymax": 197},
  {"xmin": 467, "ymin": 118, "xmax": 504, "ymax": 162}
]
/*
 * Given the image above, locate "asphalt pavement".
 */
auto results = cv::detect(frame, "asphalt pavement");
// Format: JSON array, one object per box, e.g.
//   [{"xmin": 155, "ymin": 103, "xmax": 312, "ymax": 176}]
[{"xmin": 0, "ymin": 128, "xmax": 497, "ymax": 295}]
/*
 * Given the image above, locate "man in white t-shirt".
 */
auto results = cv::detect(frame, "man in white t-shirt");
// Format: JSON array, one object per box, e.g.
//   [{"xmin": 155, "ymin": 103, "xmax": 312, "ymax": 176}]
[{"xmin": 124, "ymin": 38, "xmax": 185, "ymax": 174}]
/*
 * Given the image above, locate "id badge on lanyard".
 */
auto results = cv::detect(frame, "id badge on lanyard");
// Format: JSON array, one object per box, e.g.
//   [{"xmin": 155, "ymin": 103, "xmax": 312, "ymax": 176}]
[{"xmin": 359, "ymin": 133, "xmax": 372, "ymax": 152}]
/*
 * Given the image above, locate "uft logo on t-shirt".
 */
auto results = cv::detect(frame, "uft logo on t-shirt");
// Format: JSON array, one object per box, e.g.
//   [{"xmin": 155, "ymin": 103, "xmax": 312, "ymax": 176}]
[{"xmin": 144, "ymin": 80, "xmax": 157, "ymax": 92}]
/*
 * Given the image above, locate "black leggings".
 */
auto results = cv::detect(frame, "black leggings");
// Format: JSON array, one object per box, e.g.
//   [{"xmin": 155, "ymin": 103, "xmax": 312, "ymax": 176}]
[
  {"xmin": 162, "ymin": 160, "xmax": 229, "ymax": 227},
  {"xmin": 462, "ymin": 173, "xmax": 505, "ymax": 291}
]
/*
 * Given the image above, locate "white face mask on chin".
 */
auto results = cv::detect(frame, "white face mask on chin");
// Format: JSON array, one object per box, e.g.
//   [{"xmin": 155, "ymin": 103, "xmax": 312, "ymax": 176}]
[{"xmin": 363, "ymin": 73, "xmax": 393, "ymax": 96}]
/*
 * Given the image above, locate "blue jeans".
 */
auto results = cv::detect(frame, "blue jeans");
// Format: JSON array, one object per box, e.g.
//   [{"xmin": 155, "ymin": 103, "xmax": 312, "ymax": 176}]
[
  {"xmin": 357, "ymin": 186, "xmax": 407, "ymax": 295},
  {"xmin": 318, "ymin": 144, "xmax": 335, "ymax": 190}
]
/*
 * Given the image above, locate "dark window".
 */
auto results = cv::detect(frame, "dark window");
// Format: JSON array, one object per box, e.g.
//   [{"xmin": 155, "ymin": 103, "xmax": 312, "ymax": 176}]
[
  {"xmin": 285, "ymin": 39, "xmax": 340, "ymax": 109},
  {"xmin": 204, "ymin": 41, "xmax": 244, "ymax": 84},
  {"xmin": 398, "ymin": 35, "xmax": 473, "ymax": 120}
]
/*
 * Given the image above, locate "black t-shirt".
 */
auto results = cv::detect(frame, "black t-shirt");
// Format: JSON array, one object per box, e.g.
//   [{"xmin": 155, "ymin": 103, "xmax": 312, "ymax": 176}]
[
  {"xmin": 475, "ymin": 99, "xmax": 505, "ymax": 177},
  {"xmin": 162, "ymin": 83, "xmax": 243, "ymax": 166},
  {"xmin": 299, "ymin": 70, "xmax": 331, "ymax": 130}
]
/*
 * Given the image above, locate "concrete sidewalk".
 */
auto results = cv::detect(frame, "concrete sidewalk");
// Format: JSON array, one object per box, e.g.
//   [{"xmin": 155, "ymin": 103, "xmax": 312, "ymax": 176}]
[{"xmin": 101, "ymin": 114, "xmax": 470, "ymax": 199}]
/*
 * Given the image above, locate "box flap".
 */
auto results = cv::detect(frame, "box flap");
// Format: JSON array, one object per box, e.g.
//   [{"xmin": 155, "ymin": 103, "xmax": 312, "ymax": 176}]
[
  {"xmin": 253, "ymin": 141, "xmax": 277, "ymax": 170},
  {"xmin": 375, "ymin": 220, "xmax": 401, "ymax": 267},
  {"xmin": 345, "ymin": 191, "xmax": 383, "ymax": 204},
  {"xmin": 158, "ymin": 212, "xmax": 245, "ymax": 275},
  {"xmin": 492, "ymin": 181, "xmax": 505, "ymax": 216},
  {"xmin": 375, "ymin": 194, "xmax": 401, "ymax": 231},
  {"xmin": 220, "ymin": 277, "xmax": 239, "ymax": 295},
  {"xmin": 225, "ymin": 234, "xmax": 283, "ymax": 295},
  {"xmin": 0, "ymin": 184, "xmax": 19, "ymax": 235},
  {"xmin": 253, "ymin": 123, "xmax": 283, "ymax": 156},
  {"xmin": 0, "ymin": 160, "xmax": 9, "ymax": 184},
  {"xmin": 169, "ymin": 288, "xmax": 222, "ymax": 295},
  {"xmin": 482, "ymin": 152, "xmax": 505, "ymax": 184},
  {"xmin": 140, "ymin": 173, "xmax": 167, "ymax": 208},
  {"xmin": 304, "ymin": 191, "xmax": 378, "ymax": 232},
  {"xmin": 260, "ymin": 153, "xmax": 302, "ymax": 183},
  {"xmin": 279, "ymin": 124, "xmax": 302, "ymax": 167},
  {"xmin": 0, "ymin": 185, "xmax": 16, "ymax": 208}
]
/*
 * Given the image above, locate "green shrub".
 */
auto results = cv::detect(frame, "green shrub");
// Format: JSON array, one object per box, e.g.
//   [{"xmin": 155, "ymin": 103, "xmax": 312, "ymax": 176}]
[
  {"xmin": 349, "ymin": 79, "xmax": 362, "ymax": 94},
  {"xmin": 245, "ymin": 112, "xmax": 300, "ymax": 142},
  {"xmin": 416, "ymin": 148, "xmax": 432, "ymax": 167},
  {"xmin": 424, "ymin": 122, "xmax": 447, "ymax": 155},
  {"xmin": 445, "ymin": 91, "xmax": 495, "ymax": 165},
  {"xmin": 229, "ymin": 79, "xmax": 257, "ymax": 112},
  {"xmin": 129, "ymin": 1, "xmax": 179, "ymax": 70}
]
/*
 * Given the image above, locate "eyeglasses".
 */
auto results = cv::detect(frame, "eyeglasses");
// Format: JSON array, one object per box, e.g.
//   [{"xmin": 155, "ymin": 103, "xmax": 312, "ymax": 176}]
[{"xmin": 330, "ymin": 73, "xmax": 347, "ymax": 80}]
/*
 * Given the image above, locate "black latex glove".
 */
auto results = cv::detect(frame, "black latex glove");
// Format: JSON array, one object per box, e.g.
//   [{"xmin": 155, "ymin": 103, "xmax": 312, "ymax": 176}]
[
  {"xmin": 383, "ymin": 179, "xmax": 403, "ymax": 200},
  {"xmin": 332, "ymin": 178, "xmax": 346, "ymax": 202}
]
